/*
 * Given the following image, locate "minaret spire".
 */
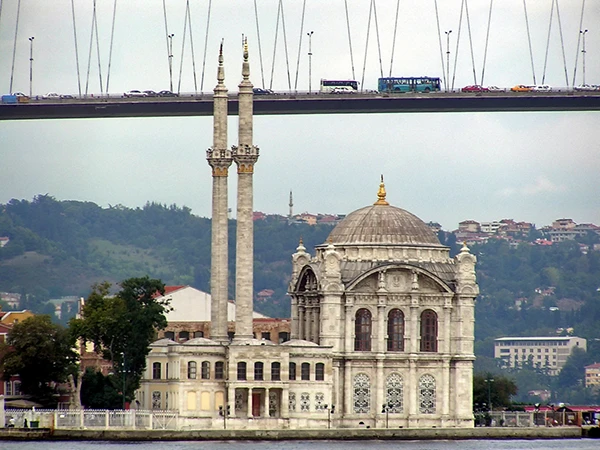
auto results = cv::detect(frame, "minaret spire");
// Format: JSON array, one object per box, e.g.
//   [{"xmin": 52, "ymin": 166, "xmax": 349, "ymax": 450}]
[
  {"xmin": 289, "ymin": 190, "xmax": 294, "ymax": 219},
  {"xmin": 232, "ymin": 37, "xmax": 259, "ymax": 340},
  {"xmin": 206, "ymin": 42, "xmax": 232, "ymax": 343}
]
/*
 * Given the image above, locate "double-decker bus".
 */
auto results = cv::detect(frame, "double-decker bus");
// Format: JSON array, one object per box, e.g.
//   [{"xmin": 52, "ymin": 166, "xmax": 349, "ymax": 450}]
[
  {"xmin": 378, "ymin": 77, "xmax": 441, "ymax": 93},
  {"xmin": 320, "ymin": 79, "xmax": 359, "ymax": 93}
]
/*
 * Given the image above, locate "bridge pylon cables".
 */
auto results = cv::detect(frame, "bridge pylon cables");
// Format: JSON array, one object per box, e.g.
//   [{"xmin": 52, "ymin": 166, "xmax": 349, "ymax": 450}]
[
  {"xmin": 253, "ymin": 0, "xmax": 266, "ymax": 89},
  {"xmin": 451, "ymin": 0, "xmax": 466, "ymax": 91},
  {"xmin": 293, "ymin": 0, "xmax": 307, "ymax": 92},
  {"xmin": 554, "ymin": 0, "xmax": 570, "ymax": 87},
  {"xmin": 388, "ymin": 0, "xmax": 401, "ymax": 78},
  {"xmin": 9, "ymin": 0, "xmax": 21, "ymax": 94},
  {"xmin": 269, "ymin": 0, "xmax": 293, "ymax": 90},
  {"xmin": 480, "ymin": 0, "xmax": 494, "ymax": 87},
  {"xmin": 522, "ymin": 0, "xmax": 537, "ymax": 85},
  {"xmin": 433, "ymin": 0, "xmax": 448, "ymax": 91},
  {"xmin": 344, "ymin": 0, "xmax": 356, "ymax": 81},
  {"xmin": 70, "ymin": 0, "xmax": 82, "ymax": 97},
  {"xmin": 84, "ymin": 0, "xmax": 103, "ymax": 97},
  {"xmin": 373, "ymin": 0, "xmax": 384, "ymax": 80},
  {"xmin": 105, "ymin": 0, "xmax": 118, "ymax": 96},
  {"xmin": 176, "ymin": 1, "xmax": 190, "ymax": 95},
  {"xmin": 200, "ymin": 0, "xmax": 213, "ymax": 92},
  {"xmin": 186, "ymin": 0, "xmax": 199, "ymax": 94},
  {"xmin": 541, "ymin": 0, "xmax": 555, "ymax": 85},
  {"xmin": 360, "ymin": 0, "xmax": 380, "ymax": 92},
  {"xmin": 571, "ymin": 0, "xmax": 586, "ymax": 87}
]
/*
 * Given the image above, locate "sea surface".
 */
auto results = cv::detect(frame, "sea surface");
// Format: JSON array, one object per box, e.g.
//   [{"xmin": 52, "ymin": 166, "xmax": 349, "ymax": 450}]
[{"xmin": 0, "ymin": 440, "xmax": 597, "ymax": 450}]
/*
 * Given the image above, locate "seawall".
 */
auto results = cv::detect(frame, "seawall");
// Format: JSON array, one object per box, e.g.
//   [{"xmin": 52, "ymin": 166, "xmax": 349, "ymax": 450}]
[{"xmin": 0, "ymin": 426, "xmax": 585, "ymax": 441}]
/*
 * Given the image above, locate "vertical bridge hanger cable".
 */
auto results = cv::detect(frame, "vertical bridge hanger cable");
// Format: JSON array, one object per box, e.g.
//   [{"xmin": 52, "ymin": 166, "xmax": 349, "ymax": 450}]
[
  {"xmin": 253, "ymin": 0, "xmax": 266, "ymax": 89},
  {"xmin": 388, "ymin": 0, "xmax": 401, "ymax": 78},
  {"xmin": 522, "ymin": 0, "xmax": 537, "ymax": 85},
  {"xmin": 571, "ymin": 0, "xmax": 586, "ymax": 87},
  {"xmin": 344, "ymin": 0, "xmax": 356, "ymax": 81},
  {"xmin": 293, "ymin": 0, "xmax": 307, "ymax": 92},
  {"xmin": 433, "ymin": 0, "xmax": 447, "ymax": 91},
  {"xmin": 200, "ymin": 0, "xmax": 212, "ymax": 92}
]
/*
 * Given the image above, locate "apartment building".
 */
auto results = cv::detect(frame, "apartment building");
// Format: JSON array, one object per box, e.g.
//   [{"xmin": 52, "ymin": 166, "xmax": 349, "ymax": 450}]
[
  {"xmin": 494, "ymin": 336, "xmax": 587, "ymax": 375},
  {"xmin": 585, "ymin": 362, "xmax": 600, "ymax": 388}
]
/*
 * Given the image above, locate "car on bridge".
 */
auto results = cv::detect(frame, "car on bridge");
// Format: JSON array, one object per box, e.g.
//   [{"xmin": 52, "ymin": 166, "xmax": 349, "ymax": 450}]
[
  {"xmin": 511, "ymin": 85, "xmax": 532, "ymax": 92},
  {"xmin": 143, "ymin": 90, "xmax": 158, "ymax": 97},
  {"xmin": 574, "ymin": 84, "xmax": 599, "ymax": 92},
  {"xmin": 124, "ymin": 90, "xmax": 147, "ymax": 98},
  {"xmin": 157, "ymin": 90, "xmax": 179, "ymax": 97},
  {"xmin": 532, "ymin": 85, "xmax": 552, "ymax": 92},
  {"xmin": 461, "ymin": 85, "xmax": 489, "ymax": 93},
  {"xmin": 253, "ymin": 88, "xmax": 274, "ymax": 95},
  {"xmin": 487, "ymin": 86, "xmax": 505, "ymax": 92},
  {"xmin": 42, "ymin": 92, "xmax": 61, "ymax": 100}
]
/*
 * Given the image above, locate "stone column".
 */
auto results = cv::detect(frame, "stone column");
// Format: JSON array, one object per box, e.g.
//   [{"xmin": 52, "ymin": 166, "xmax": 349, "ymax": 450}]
[
  {"xmin": 232, "ymin": 39, "xmax": 259, "ymax": 340},
  {"xmin": 265, "ymin": 388, "xmax": 270, "ymax": 417},
  {"xmin": 206, "ymin": 42, "xmax": 232, "ymax": 343},
  {"xmin": 298, "ymin": 304, "xmax": 305, "ymax": 340}
]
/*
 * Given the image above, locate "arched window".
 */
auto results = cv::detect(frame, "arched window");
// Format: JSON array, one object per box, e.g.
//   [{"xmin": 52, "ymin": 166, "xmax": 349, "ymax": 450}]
[
  {"xmin": 315, "ymin": 363, "xmax": 325, "ymax": 381},
  {"xmin": 353, "ymin": 373, "xmax": 370, "ymax": 413},
  {"xmin": 187, "ymin": 361, "xmax": 197, "ymax": 379},
  {"xmin": 354, "ymin": 308, "xmax": 372, "ymax": 351},
  {"xmin": 385, "ymin": 373, "xmax": 404, "ymax": 413},
  {"xmin": 179, "ymin": 331, "xmax": 189, "ymax": 341},
  {"xmin": 420, "ymin": 309, "xmax": 438, "ymax": 352},
  {"xmin": 419, "ymin": 374, "xmax": 436, "ymax": 414},
  {"xmin": 289, "ymin": 362, "xmax": 296, "ymax": 381},
  {"xmin": 215, "ymin": 361, "xmax": 224, "ymax": 380},
  {"xmin": 237, "ymin": 362, "xmax": 247, "ymax": 381},
  {"xmin": 194, "ymin": 331, "xmax": 204, "ymax": 338},
  {"xmin": 254, "ymin": 362, "xmax": 264, "ymax": 381},
  {"xmin": 271, "ymin": 362, "xmax": 281, "ymax": 381},
  {"xmin": 164, "ymin": 331, "xmax": 175, "ymax": 340},
  {"xmin": 301, "ymin": 362, "xmax": 310, "ymax": 381},
  {"xmin": 152, "ymin": 362, "xmax": 161, "ymax": 380},
  {"xmin": 387, "ymin": 309, "xmax": 405, "ymax": 352},
  {"xmin": 201, "ymin": 361, "xmax": 210, "ymax": 379}
]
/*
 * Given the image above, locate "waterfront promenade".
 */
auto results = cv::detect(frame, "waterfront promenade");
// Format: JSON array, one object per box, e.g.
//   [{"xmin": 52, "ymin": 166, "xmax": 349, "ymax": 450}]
[{"xmin": 0, "ymin": 425, "xmax": 586, "ymax": 441}]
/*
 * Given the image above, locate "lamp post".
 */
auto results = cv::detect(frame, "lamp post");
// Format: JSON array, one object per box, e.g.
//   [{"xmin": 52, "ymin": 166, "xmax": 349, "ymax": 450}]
[
  {"xmin": 444, "ymin": 30, "xmax": 452, "ymax": 92},
  {"xmin": 121, "ymin": 352, "xmax": 126, "ymax": 410},
  {"xmin": 485, "ymin": 377, "xmax": 494, "ymax": 413},
  {"xmin": 167, "ymin": 33, "xmax": 175, "ymax": 92},
  {"xmin": 28, "ymin": 37, "xmax": 34, "ymax": 98},
  {"xmin": 581, "ymin": 29, "xmax": 589, "ymax": 86},
  {"xmin": 307, "ymin": 31, "xmax": 314, "ymax": 94},
  {"xmin": 219, "ymin": 404, "xmax": 230, "ymax": 429},
  {"xmin": 323, "ymin": 404, "xmax": 335, "ymax": 429},
  {"xmin": 381, "ymin": 403, "xmax": 390, "ymax": 429}
]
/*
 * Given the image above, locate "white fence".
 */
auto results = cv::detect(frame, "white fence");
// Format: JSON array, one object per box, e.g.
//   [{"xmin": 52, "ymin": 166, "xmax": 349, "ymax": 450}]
[{"xmin": 5, "ymin": 409, "xmax": 179, "ymax": 430}]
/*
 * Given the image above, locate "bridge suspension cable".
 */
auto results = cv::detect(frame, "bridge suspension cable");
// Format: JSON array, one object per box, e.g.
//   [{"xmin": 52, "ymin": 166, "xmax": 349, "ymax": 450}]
[
  {"xmin": 105, "ymin": 0, "xmax": 118, "ymax": 95},
  {"xmin": 9, "ymin": 0, "xmax": 21, "ymax": 94},
  {"xmin": 480, "ymin": 0, "xmax": 494, "ymax": 87},
  {"xmin": 84, "ymin": 0, "xmax": 103, "ymax": 96},
  {"xmin": 162, "ymin": 0, "xmax": 172, "ymax": 91},
  {"xmin": 253, "ymin": 0, "xmax": 266, "ymax": 89},
  {"xmin": 186, "ymin": 0, "xmax": 198, "ymax": 94},
  {"xmin": 177, "ymin": 0, "xmax": 198, "ymax": 94},
  {"xmin": 292, "ymin": 0, "xmax": 307, "ymax": 91},
  {"xmin": 451, "ymin": 0, "xmax": 465, "ymax": 90},
  {"xmin": 200, "ymin": 0, "xmax": 212, "ymax": 92},
  {"xmin": 554, "ymin": 0, "xmax": 570, "ymax": 87},
  {"xmin": 571, "ymin": 0, "xmax": 586, "ymax": 87},
  {"xmin": 433, "ymin": 0, "xmax": 447, "ymax": 90},
  {"xmin": 70, "ymin": 0, "xmax": 82, "ymax": 97},
  {"xmin": 522, "ymin": 0, "xmax": 537, "ymax": 85},
  {"xmin": 344, "ymin": 0, "xmax": 356, "ymax": 81},
  {"xmin": 373, "ymin": 0, "xmax": 384, "ymax": 80},
  {"xmin": 269, "ymin": 0, "xmax": 293, "ymax": 90},
  {"xmin": 388, "ymin": 0, "xmax": 401, "ymax": 77}
]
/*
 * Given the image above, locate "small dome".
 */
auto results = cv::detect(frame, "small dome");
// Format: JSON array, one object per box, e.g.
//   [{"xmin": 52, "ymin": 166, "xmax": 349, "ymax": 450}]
[{"xmin": 327, "ymin": 203, "xmax": 441, "ymax": 246}]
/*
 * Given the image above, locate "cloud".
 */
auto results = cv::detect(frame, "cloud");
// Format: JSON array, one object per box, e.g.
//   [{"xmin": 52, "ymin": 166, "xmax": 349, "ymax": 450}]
[{"xmin": 498, "ymin": 176, "xmax": 566, "ymax": 197}]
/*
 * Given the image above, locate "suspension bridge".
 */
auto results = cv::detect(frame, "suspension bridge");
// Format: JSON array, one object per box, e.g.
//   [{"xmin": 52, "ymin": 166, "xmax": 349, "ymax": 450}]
[{"xmin": 0, "ymin": 0, "xmax": 598, "ymax": 120}]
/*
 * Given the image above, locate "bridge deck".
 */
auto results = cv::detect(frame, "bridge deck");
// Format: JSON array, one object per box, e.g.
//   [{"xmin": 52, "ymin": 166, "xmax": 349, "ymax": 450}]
[{"xmin": 1, "ymin": 92, "xmax": 600, "ymax": 120}]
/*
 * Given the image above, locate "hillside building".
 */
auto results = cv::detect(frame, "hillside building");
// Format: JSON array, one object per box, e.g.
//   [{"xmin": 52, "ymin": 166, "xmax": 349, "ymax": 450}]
[{"xmin": 494, "ymin": 336, "xmax": 587, "ymax": 375}]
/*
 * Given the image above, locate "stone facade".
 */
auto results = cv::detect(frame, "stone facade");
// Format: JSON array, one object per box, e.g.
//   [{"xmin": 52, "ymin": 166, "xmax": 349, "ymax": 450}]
[{"xmin": 137, "ymin": 45, "xmax": 478, "ymax": 430}]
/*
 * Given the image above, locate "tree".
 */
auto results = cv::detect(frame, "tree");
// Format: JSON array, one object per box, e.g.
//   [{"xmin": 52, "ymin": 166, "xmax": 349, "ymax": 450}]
[
  {"xmin": 70, "ymin": 277, "xmax": 171, "ymax": 408},
  {"xmin": 473, "ymin": 373, "xmax": 518, "ymax": 410},
  {"xmin": 0, "ymin": 315, "xmax": 78, "ymax": 406}
]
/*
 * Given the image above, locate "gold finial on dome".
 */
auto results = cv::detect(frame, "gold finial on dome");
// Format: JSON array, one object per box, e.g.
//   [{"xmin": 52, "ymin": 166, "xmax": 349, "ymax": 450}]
[{"xmin": 374, "ymin": 174, "xmax": 389, "ymax": 205}]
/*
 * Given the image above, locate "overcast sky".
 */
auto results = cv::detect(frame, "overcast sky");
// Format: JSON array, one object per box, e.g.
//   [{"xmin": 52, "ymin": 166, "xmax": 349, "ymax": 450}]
[{"xmin": 1, "ymin": 0, "xmax": 599, "ymax": 231}]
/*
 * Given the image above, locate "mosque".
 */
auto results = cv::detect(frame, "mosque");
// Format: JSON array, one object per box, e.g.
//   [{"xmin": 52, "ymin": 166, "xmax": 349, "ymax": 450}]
[{"xmin": 137, "ymin": 41, "xmax": 479, "ymax": 430}]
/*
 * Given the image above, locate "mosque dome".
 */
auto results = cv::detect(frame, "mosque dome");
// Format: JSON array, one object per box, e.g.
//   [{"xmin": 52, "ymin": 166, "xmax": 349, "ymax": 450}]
[{"xmin": 327, "ymin": 177, "xmax": 441, "ymax": 247}]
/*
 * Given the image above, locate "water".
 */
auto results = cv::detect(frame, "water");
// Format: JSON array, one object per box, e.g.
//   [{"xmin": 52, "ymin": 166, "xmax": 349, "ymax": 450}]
[{"xmin": 0, "ymin": 440, "xmax": 596, "ymax": 450}]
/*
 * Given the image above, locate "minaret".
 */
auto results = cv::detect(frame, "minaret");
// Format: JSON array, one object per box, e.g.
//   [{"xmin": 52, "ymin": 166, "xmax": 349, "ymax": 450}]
[
  {"xmin": 289, "ymin": 190, "xmax": 294, "ymax": 220},
  {"xmin": 206, "ymin": 42, "xmax": 232, "ymax": 343},
  {"xmin": 232, "ymin": 38, "xmax": 259, "ymax": 340}
]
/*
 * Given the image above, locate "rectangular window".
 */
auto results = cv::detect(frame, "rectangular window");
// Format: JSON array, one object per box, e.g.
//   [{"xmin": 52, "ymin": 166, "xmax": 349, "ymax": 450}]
[
  {"xmin": 237, "ymin": 362, "xmax": 247, "ymax": 381},
  {"xmin": 271, "ymin": 362, "xmax": 281, "ymax": 381},
  {"xmin": 315, "ymin": 363, "xmax": 325, "ymax": 381},
  {"xmin": 289, "ymin": 362, "xmax": 296, "ymax": 381},
  {"xmin": 261, "ymin": 332, "xmax": 271, "ymax": 341},
  {"xmin": 301, "ymin": 362, "xmax": 310, "ymax": 381},
  {"xmin": 152, "ymin": 362, "xmax": 162, "ymax": 380},
  {"xmin": 5, "ymin": 381, "xmax": 12, "ymax": 396},
  {"xmin": 215, "ymin": 361, "xmax": 224, "ymax": 380},
  {"xmin": 254, "ymin": 362, "xmax": 264, "ymax": 381},
  {"xmin": 201, "ymin": 361, "xmax": 210, "ymax": 380}
]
